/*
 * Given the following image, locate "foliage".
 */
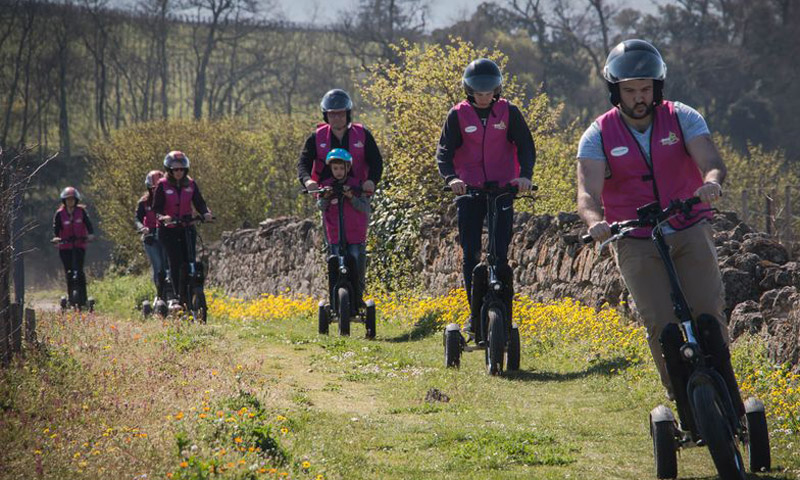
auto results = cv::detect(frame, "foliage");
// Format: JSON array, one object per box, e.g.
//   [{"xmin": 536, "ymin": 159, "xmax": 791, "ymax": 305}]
[
  {"xmin": 87, "ymin": 113, "xmax": 314, "ymax": 266},
  {"xmin": 360, "ymin": 38, "xmax": 577, "ymax": 290},
  {"xmin": 166, "ymin": 390, "xmax": 290, "ymax": 479},
  {"xmin": 714, "ymin": 136, "xmax": 800, "ymax": 234}
]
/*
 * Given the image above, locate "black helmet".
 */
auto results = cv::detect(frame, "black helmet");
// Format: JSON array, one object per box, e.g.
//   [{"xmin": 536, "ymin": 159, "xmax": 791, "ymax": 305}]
[
  {"xmin": 462, "ymin": 58, "xmax": 503, "ymax": 100},
  {"xmin": 320, "ymin": 89, "xmax": 353, "ymax": 123},
  {"xmin": 603, "ymin": 39, "xmax": 667, "ymax": 106}
]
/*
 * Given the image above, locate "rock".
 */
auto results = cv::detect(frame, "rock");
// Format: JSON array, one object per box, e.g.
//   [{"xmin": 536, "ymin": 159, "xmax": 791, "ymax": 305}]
[
  {"xmin": 741, "ymin": 236, "xmax": 789, "ymax": 264},
  {"xmin": 424, "ymin": 388, "xmax": 450, "ymax": 403},
  {"xmin": 722, "ymin": 268, "xmax": 756, "ymax": 311},
  {"xmin": 729, "ymin": 300, "xmax": 763, "ymax": 339}
]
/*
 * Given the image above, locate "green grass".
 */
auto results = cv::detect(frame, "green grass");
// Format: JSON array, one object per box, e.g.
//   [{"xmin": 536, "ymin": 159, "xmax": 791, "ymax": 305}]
[{"xmin": 2, "ymin": 275, "xmax": 799, "ymax": 480}]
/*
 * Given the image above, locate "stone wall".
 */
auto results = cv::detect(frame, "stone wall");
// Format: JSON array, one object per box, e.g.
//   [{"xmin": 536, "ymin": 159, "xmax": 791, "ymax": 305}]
[{"xmin": 208, "ymin": 210, "xmax": 799, "ymax": 368}]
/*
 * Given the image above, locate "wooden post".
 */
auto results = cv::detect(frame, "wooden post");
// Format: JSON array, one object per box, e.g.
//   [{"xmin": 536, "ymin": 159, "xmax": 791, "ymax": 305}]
[
  {"xmin": 784, "ymin": 185, "xmax": 793, "ymax": 249},
  {"xmin": 1, "ymin": 307, "xmax": 8, "ymax": 366},
  {"xmin": 741, "ymin": 190, "xmax": 749, "ymax": 224},
  {"xmin": 10, "ymin": 303, "xmax": 21, "ymax": 354},
  {"xmin": 765, "ymin": 191, "xmax": 773, "ymax": 235},
  {"xmin": 24, "ymin": 307, "xmax": 35, "ymax": 345}
]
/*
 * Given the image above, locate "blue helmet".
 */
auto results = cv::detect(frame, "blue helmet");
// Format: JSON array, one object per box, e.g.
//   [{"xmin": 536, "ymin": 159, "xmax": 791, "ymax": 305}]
[{"xmin": 325, "ymin": 148, "xmax": 353, "ymax": 166}]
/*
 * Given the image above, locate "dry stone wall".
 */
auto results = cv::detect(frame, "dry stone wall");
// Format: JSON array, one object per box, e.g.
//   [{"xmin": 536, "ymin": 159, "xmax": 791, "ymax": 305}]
[{"xmin": 208, "ymin": 210, "xmax": 799, "ymax": 369}]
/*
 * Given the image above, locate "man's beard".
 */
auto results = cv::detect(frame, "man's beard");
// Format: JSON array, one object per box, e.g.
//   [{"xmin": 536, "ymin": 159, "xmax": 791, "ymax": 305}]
[{"xmin": 620, "ymin": 101, "xmax": 653, "ymax": 119}]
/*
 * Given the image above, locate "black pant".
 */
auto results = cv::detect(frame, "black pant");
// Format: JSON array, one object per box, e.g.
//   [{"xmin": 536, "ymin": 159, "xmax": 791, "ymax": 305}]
[
  {"xmin": 457, "ymin": 194, "xmax": 514, "ymax": 304},
  {"xmin": 59, "ymin": 248, "xmax": 87, "ymax": 306},
  {"xmin": 158, "ymin": 226, "xmax": 196, "ymax": 304}
]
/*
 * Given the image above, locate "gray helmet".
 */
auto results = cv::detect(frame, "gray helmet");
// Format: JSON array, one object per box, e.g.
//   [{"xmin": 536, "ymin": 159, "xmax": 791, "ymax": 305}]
[
  {"xmin": 163, "ymin": 150, "xmax": 190, "ymax": 171},
  {"xmin": 60, "ymin": 186, "xmax": 81, "ymax": 201},
  {"xmin": 603, "ymin": 39, "xmax": 666, "ymax": 83},
  {"xmin": 603, "ymin": 39, "xmax": 667, "ymax": 106}
]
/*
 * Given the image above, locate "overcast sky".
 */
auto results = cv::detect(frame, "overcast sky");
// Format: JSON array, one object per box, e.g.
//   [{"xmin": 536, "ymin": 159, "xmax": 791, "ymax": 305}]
[{"xmin": 270, "ymin": 0, "xmax": 667, "ymax": 30}]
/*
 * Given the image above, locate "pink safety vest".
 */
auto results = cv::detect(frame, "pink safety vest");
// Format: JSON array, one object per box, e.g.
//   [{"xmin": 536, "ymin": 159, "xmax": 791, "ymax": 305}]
[
  {"xmin": 139, "ymin": 196, "xmax": 159, "ymax": 229},
  {"xmin": 452, "ymin": 99, "xmax": 519, "ymax": 187},
  {"xmin": 313, "ymin": 123, "xmax": 368, "ymax": 182},
  {"xmin": 56, "ymin": 206, "xmax": 88, "ymax": 250},
  {"xmin": 599, "ymin": 100, "xmax": 712, "ymax": 238},
  {"xmin": 159, "ymin": 177, "xmax": 196, "ymax": 227},
  {"xmin": 320, "ymin": 177, "xmax": 368, "ymax": 245}
]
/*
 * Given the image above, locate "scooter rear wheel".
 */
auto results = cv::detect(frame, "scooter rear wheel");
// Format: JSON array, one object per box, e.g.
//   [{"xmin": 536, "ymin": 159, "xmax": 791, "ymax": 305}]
[
  {"xmin": 444, "ymin": 326, "xmax": 462, "ymax": 368},
  {"xmin": 485, "ymin": 308, "xmax": 505, "ymax": 376},
  {"xmin": 506, "ymin": 324, "xmax": 521, "ymax": 371},
  {"xmin": 692, "ymin": 381, "xmax": 746, "ymax": 480},
  {"xmin": 365, "ymin": 300, "xmax": 376, "ymax": 339},
  {"xmin": 651, "ymin": 418, "xmax": 678, "ymax": 479},
  {"xmin": 337, "ymin": 287, "xmax": 350, "ymax": 337},
  {"xmin": 142, "ymin": 301, "xmax": 152, "ymax": 317},
  {"xmin": 318, "ymin": 302, "xmax": 329, "ymax": 335},
  {"xmin": 745, "ymin": 399, "xmax": 771, "ymax": 472}
]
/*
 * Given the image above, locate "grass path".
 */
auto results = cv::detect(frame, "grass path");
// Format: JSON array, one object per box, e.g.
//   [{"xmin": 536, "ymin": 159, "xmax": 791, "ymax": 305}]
[{"xmin": 1, "ymin": 300, "xmax": 799, "ymax": 480}]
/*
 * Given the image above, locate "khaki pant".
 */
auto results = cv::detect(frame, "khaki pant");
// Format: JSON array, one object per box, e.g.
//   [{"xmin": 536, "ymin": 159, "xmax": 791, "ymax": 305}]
[{"xmin": 613, "ymin": 221, "xmax": 729, "ymax": 392}]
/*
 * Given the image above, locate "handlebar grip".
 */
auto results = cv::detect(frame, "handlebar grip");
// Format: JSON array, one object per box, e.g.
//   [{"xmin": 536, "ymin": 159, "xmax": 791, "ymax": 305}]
[{"xmin": 581, "ymin": 234, "xmax": 594, "ymax": 244}]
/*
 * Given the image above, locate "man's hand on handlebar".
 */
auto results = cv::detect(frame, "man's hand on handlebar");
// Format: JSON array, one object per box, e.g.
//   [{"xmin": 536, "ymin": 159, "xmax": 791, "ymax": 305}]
[
  {"xmin": 587, "ymin": 220, "xmax": 612, "ymax": 243},
  {"xmin": 695, "ymin": 181, "xmax": 722, "ymax": 205},
  {"xmin": 51, "ymin": 236, "xmax": 61, "ymax": 244},
  {"xmin": 87, "ymin": 234, "xmax": 95, "ymax": 242},
  {"xmin": 448, "ymin": 178, "xmax": 467, "ymax": 195},
  {"xmin": 362, "ymin": 180, "xmax": 375, "ymax": 194},
  {"xmin": 203, "ymin": 212, "xmax": 214, "ymax": 222},
  {"xmin": 304, "ymin": 179, "xmax": 319, "ymax": 193},
  {"xmin": 510, "ymin": 177, "xmax": 533, "ymax": 192}
]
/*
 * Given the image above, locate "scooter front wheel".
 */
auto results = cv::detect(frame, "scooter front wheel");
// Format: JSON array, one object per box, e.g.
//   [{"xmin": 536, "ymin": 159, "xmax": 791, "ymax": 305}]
[
  {"xmin": 485, "ymin": 308, "xmax": 505, "ymax": 376},
  {"xmin": 192, "ymin": 287, "xmax": 207, "ymax": 324},
  {"xmin": 337, "ymin": 287, "xmax": 350, "ymax": 336},
  {"xmin": 692, "ymin": 381, "xmax": 746, "ymax": 480}
]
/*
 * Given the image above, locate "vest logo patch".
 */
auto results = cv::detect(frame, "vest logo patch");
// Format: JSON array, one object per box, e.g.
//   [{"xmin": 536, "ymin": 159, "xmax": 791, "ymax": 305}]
[
  {"xmin": 660, "ymin": 132, "xmax": 679, "ymax": 146},
  {"xmin": 464, "ymin": 125, "xmax": 478, "ymax": 133},
  {"xmin": 320, "ymin": 143, "xmax": 327, "ymax": 148},
  {"xmin": 186, "ymin": 188, "xmax": 194, "ymax": 193},
  {"xmin": 610, "ymin": 146, "xmax": 629, "ymax": 157},
  {"xmin": 493, "ymin": 121, "xmax": 507, "ymax": 130},
  {"xmin": 353, "ymin": 141, "xmax": 364, "ymax": 148},
  {"xmin": 166, "ymin": 189, "xmax": 174, "ymax": 194},
  {"xmin": 64, "ymin": 220, "xmax": 71, "ymax": 225}
]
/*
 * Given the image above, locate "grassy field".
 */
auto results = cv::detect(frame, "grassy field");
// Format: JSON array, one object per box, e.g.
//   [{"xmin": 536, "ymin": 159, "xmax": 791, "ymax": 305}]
[{"xmin": 2, "ymin": 277, "xmax": 799, "ymax": 480}]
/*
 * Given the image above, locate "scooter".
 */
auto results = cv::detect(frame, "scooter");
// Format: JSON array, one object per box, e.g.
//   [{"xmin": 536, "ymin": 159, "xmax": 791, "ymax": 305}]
[
  {"xmin": 162, "ymin": 215, "xmax": 212, "ymax": 324},
  {"xmin": 305, "ymin": 183, "xmax": 376, "ymax": 338},
  {"xmin": 140, "ymin": 231, "xmax": 172, "ymax": 318},
  {"xmin": 443, "ymin": 182, "xmax": 536, "ymax": 375},
  {"xmin": 582, "ymin": 197, "xmax": 770, "ymax": 480},
  {"xmin": 53, "ymin": 235, "xmax": 95, "ymax": 313}
]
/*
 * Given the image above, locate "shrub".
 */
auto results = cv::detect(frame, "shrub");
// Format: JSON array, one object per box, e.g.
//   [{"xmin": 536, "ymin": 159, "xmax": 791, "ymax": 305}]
[
  {"xmin": 87, "ymin": 113, "xmax": 314, "ymax": 266},
  {"xmin": 360, "ymin": 38, "xmax": 577, "ymax": 290}
]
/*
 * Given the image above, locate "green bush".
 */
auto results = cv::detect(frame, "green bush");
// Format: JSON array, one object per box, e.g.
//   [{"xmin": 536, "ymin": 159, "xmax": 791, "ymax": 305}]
[
  {"xmin": 360, "ymin": 38, "xmax": 577, "ymax": 290},
  {"xmin": 87, "ymin": 113, "xmax": 315, "ymax": 266}
]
